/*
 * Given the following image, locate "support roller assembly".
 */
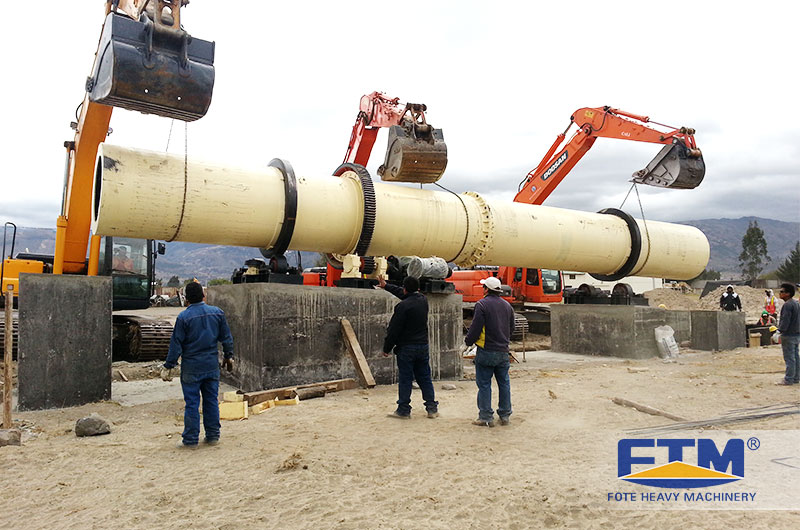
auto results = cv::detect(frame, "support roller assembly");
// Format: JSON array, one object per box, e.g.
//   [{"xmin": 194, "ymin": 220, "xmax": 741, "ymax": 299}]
[{"xmin": 92, "ymin": 144, "xmax": 709, "ymax": 280}]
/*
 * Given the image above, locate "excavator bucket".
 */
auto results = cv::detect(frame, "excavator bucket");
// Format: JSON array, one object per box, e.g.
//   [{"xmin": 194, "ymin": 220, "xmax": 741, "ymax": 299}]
[
  {"xmin": 632, "ymin": 142, "xmax": 705, "ymax": 189},
  {"xmin": 378, "ymin": 124, "xmax": 448, "ymax": 183},
  {"xmin": 87, "ymin": 13, "xmax": 215, "ymax": 122}
]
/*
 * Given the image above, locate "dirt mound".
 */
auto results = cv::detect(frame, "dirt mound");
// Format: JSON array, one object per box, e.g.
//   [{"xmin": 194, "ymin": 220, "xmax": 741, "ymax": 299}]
[{"xmin": 643, "ymin": 288, "xmax": 701, "ymax": 311}]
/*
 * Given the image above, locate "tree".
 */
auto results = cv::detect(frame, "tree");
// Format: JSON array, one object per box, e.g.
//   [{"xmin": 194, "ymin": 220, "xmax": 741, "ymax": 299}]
[
  {"xmin": 738, "ymin": 220, "xmax": 769, "ymax": 281},
  {"xmin": 166, "ymin": 275, "xmax": 181, "ymax": 287},
  {"xmin": 775, "ymin": 241, "xmax": 800, "ymax": 283},
  {"xmin": 689, "ymin": 268, "xmax": 721, "ymax": 282},
  {"xmin": 208, "ymin": 278, "xmax": 232, "ymax": 286}
]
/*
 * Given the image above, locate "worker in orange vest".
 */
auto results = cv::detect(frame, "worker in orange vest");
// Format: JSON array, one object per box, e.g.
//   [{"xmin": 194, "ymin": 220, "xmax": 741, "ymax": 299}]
[{"xmin": 764, "ymin": 289, "xmax": 778, "ymax": 319}]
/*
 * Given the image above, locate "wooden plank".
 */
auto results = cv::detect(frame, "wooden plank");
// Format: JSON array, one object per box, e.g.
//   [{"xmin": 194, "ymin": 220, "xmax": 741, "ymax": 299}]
[
  {"xmin": 219, "ymin": 401, "xmax": 249, "ymax": 420},
  {"xmin": 249, "ymin": 400, "xmax": 275, "ymax": 415},
  {"xmin": 340, "ymin": 318, "xmax": 376, "ymax": 388},
  {"xmin": 314, "ymin": 378, "xmax": 358, "ymax": 392},
  {"xmin": 243, "ymin": 378, "xmax": 359, "ymax": 406},
  {"xmin": 296, "ymin": 386, "xmax": 326, "ymax": 401},
  {"xmin": 244, "ymin": 387, "xmax": 297, "ymax": 406},
  {"xmin": 611, "ymin": 397, "xmax": 688, "ymax": 422},
  {"xmin": 222, "ymin": 391, "xmax": 244, "ymax": 402},
  {"xmin": 274, "ymin": 395, "xmax": 300, "ymax": 406},
  {"xmin": 3, "ymin": 285, "xmax": 13, "ymax": 429}
]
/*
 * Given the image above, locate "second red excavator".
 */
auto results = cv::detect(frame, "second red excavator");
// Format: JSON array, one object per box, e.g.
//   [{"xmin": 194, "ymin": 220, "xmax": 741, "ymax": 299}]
[{"xmin": 448, "ymin": 106, "xmax": 706, "ymax": 324}]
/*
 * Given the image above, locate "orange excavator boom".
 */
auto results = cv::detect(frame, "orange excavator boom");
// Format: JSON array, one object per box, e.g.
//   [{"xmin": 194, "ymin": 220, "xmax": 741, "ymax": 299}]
[{"xmin": 514, "ymin": 106, "xmax": 705, "ymax": 206}]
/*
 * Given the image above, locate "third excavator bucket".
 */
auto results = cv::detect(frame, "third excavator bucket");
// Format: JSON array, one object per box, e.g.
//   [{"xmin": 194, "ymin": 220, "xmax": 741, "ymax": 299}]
[
  {"xmin": 87, "ymin": 9, "xmax": 215, "ymax": 122},
  {"xmin": 378, "ymin": 104, "xmax": 448, "ymax": 184},
  {"xmin": 632, "ymin": 140, "xmax": 705, "ymax": 189}
]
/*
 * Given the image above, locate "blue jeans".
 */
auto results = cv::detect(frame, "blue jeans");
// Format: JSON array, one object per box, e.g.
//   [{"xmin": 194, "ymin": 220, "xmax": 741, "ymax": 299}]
[
  {"xmin": 180, "ymin": 369, "xmax": 221, "ymax": 444},
  {"xmin": 475, "ymin": 347, "xmax": 511, "ymax": 422},
  {"xmin": 781, "ymin": 334, "xmax": 800, "ymax": 384},
  {"xmin": 395, "ymin": 344, "xmax": 438, "ymax": 415}
]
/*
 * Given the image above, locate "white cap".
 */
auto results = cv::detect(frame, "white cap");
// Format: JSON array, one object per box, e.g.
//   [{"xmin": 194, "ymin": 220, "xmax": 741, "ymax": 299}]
[{"xmin": 480, "ymin": 276, "xmax": 502, "ymax": 291}]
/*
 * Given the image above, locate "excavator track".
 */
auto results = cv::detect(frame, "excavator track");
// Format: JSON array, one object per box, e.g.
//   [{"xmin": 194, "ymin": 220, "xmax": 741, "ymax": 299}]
[
  {"xmin": 112, "ymin": 315, "xmax": 173, "ymax": 362},
  {"xmin": 511, "ymin": 312, "xmax": 529, "ymax": 341}
]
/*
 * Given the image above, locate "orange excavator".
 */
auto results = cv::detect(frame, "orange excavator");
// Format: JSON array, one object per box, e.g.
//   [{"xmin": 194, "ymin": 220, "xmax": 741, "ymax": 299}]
[
  {"xmin": 293, "ymin": 91, "xmax": 448, "ymax": 288},
  {"xmin": 1, "ymin": 1, "xmax": 214, "ymax": 360},
  {"xmin": 448, "ymin": 106, "xmax": 705, "ymax": 328}
]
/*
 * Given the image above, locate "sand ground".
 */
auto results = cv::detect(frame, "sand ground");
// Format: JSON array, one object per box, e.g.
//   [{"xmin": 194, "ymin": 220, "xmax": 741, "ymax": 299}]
[{"xmin": 2, "ymin": 345, "xmax": 799, "ymax": 529}]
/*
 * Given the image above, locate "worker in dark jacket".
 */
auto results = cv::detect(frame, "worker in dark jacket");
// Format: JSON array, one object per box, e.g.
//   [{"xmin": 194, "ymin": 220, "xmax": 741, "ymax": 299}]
[
  {"xmin": 776, "ymin": 283, "xmax": 800, "ymax": 386},
  {"xmin": 465, "ymin": 276, "xmax": 515, "ymax": 427},
  {"xmin": 719, "ymin": 285, "xmax": 742, "ymax": 311},
  {"xmin": 380, "ymin": 275, "xmax": 438, "ymax": 419},
  {"xmin": 162, "ymin": 281, "xmax": 234, "ymax": 447}
]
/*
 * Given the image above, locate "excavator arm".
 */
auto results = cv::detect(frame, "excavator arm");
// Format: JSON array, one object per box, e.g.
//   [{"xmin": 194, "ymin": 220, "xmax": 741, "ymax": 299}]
[
  {"xmin": 54, "ymin": 1, "xmax": 214, "ymax": 275},
  {"xmin": 514, "ymin": 106, "xmax": 705, "ymax": 205},
  {"xmin": 340, "ymin": 91, "xmax": 447, "ymax": 184}
]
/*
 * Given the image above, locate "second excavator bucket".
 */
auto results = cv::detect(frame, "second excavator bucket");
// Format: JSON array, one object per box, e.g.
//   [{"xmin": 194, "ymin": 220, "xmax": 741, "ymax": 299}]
[
  {"xmin": 87, "ymin": 13, "xmax": 215, "ymax": 122},
  {"xmin": 378, "ymin": 124, "xmax": 448, "ymax": 183},
  {"xmin": 632, "ymin": 142, "xmax": 705, "ymax": 189}
]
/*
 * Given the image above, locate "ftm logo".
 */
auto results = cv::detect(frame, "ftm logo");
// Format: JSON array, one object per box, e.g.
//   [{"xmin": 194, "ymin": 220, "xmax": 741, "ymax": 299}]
[{"xmin": 618, "ymin": 438, "xmax": 745, "ymax": 488}]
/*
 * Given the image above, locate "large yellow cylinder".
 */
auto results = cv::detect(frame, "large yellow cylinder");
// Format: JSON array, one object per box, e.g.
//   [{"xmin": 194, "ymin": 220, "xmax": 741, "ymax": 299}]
[{"xmin": 91, "ymin": 144, "xmax": 709, "ymax": 279}]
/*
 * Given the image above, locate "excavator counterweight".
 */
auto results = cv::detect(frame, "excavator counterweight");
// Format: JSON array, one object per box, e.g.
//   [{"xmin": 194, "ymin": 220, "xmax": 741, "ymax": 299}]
[
  {"xmin": 632, "ymin": 141, "xmax": 705, "ymax": 189},
  {"xmin": 88, "ymin": 11, "xmax": 215, "ymax": 121}
]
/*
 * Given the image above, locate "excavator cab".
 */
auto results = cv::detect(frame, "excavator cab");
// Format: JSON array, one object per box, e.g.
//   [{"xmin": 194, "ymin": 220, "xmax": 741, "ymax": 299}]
[
  {"xmin": 378, "ymin": 104, "xmax": 447, "ymax": 184},
  {"xmin": 87, "ymin": 4, "xmax": 215, "ymax": 121},
  {"xmin": 632, "ymin": 140, "xmax": 705, "ymax": 189}
]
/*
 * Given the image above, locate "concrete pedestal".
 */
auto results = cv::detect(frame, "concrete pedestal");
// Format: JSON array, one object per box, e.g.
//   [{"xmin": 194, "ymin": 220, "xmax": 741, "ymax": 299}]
[
  {"xmin": 17, "ymin": 275, "xmax": 112, "ymax": 410},
  {"xmin": 690, "ymin": 310, "xmax": 746, "ymax": 351},
  {"xmin": 665, "ymin": 310, "xmax": 692, "ymax": 344},
  {"xmin": 207, "ymin": 284, "xmax": 462, "ymax": 391},
  {"xmin": 551, "ymin": 305, "xmax": 667, "ymax": 359}
]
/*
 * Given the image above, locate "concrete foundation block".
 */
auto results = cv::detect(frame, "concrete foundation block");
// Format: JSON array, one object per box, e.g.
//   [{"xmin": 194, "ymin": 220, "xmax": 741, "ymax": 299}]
[
  {"xmin": 664, "ymin": 310, "xmax": 692, "ymax": 344},
  {"xmin": 207, "ymin": 284, "xmax": 462, "ymax": 391},
  {"xmin": 690, "ymin": 310, "xmax": 746, "ymax": 351},
  {"xmin": 17, "ymin": 275, "xmax": 112, "ymax": 410},
  {"xmin": 551, "ymin": 305, "xmax": 667, "ymax": 359}
]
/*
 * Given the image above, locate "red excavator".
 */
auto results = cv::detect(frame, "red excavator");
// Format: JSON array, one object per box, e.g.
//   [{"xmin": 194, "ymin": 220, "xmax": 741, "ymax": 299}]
[
  {"xmin": 295, "ymin": 92, "xmax": 448, "ymax": 288},
  {"xmin": 448, "ymin": 106, "xmax": 705, "ymax": 328}
]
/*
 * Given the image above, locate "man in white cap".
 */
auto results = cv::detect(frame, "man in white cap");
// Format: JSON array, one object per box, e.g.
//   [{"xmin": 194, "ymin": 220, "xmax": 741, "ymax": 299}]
[{"xmin": 464, "ymin": 276, "xmax": 515, "ymax": 427}]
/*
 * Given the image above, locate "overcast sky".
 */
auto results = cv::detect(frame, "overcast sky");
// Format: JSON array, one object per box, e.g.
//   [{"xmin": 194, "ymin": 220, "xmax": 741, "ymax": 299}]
[{"xmin": 2, "ymin": 1, "xmax": 798, "ymax": 232}]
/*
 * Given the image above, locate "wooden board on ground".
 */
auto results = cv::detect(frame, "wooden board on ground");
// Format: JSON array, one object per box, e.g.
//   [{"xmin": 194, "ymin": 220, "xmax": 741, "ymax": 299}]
[
  {"xmin": 340, "ymin": 318, "xmax": 376, "ymax": 388},
  {"xmin": 296, "ymin": 386, "xmax": 326, "ymax": 401},
  {"xmin": 249, "ymin": 400, "xmax": 275, "ymax": 415},
  {"xmin": 611, "ymin": 397, "xmax": 687, "ymax": 422},
  {"xmin": 222, "ymin": 391, "xmax": 244, "ymax": 402},
  {"xmin": 274, "ymin": 395, "xmax": 300, "ymax": 406},
  {"xmin": 219, "ymin": 401, "xmax": 249, "ymax": 420},
  {"xmin": 243, "ymin": 378, "xmax": 357, "ymax": 406}
]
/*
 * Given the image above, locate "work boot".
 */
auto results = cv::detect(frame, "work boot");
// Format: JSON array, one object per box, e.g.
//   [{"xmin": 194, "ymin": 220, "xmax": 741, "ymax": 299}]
[
  {"xmin": 204, "ymin": 438, "xmax": 220, "ymax": 446},
  {"xmin": 427, "ymin": 411, "xmax": 439, "ymax": 419},
  {"xmin": 499, "ymin": 416, "xmax": 510, "ymax": 426},
  {"xmin": 472, "ymin": 419, "xmax": 494, "ymax": 428},
  {"xmin": 176, "ymin": 441, "xmax": 199, "ymax": 449},
  {"xmin": 388, "ymin": 411, "xmax": 411, "ymax": 420}
]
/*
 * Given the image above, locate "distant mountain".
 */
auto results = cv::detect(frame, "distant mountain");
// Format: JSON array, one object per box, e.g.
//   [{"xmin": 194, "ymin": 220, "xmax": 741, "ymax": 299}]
[
  {"xmin": 5, "ymin": 216, "xmax": 797, "ymax": 282},
  {"xmin": 678, "ymin": 217, "xmax": 799, "ymax": 277},
  {"xmin": 3, "ymin": 227, "xmax": 322, "ymax": 283},
  {"xmin": 155, "ymin": 243, "xmax": 322, "ymax": 283}
]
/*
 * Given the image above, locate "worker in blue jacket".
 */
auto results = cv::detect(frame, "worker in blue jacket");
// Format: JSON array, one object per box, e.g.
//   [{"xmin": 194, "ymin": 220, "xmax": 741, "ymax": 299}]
[
  {"xmin": 465, "ymin": 276, "xmax": 515, "ymax": 427},
  {"xmin": 161, "ymin": 281, "xmax": 234, "ymax": 448}
]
